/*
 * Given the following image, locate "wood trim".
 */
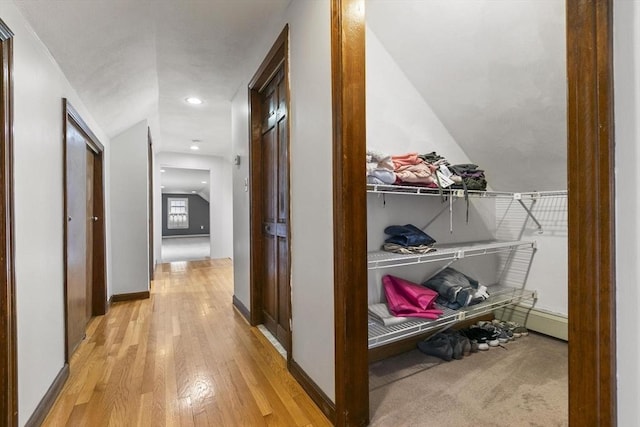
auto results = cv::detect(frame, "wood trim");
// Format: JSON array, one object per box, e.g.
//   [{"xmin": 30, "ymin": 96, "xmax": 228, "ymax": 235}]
[
  {"xmin": 289, "ymin": 359, "xmax": 336, "ymax": 425},
  {"xmin": 248, "ymin": 26, "xmax": 291, "ymax": 358},
  {"xmin": 24, "ymin": 364, "xmax": 69, "ymax": 427},
  {"xmin": 91, "ymin": 152, "xmax": 107, "ymax": 316},
  {"xmin": 109, "ymin": 291, "xmax": 150, "ymax": 303},
  {"xmin": 566, "ymin": 1, "xmax": 616, "ymax": 425},
  {"xmin": 331, "ymin": 1, "xmax": 369, "ymax": 425},
  {"xmin": 0, "ymin": 18, "xmax": 16, "ymax": 427},
  {"xmin": 148, "ymin": 128, "xmax": 154, "ymax": 282},
  {"xmin": 232, "ymin": 295, "xmax": 250, "ymax": 322},
  {"xmin": 65, "ymin": 101, "xmax": 103, "ymax": 154}
]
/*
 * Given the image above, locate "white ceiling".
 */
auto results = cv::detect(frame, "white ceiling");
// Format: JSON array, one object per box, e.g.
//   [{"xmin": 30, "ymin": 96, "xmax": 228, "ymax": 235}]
[
  {"xmin": 367, "ymin": 0, "xmax": 567, "ymax": 191},
  {"xmin": 161, "ymin": 167, "xmax": 210, "ymax": 199},
  {"xmin": 14, "ymin": 0, "xmax": 291, "ymax": 157}
]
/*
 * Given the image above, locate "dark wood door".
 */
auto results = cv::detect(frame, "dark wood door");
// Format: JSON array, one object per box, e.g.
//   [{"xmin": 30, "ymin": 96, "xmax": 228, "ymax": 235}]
[
  {"xmin": 260, "ymin": 66, "xmax": 290, "ymax": 349},
  {"xmin": 65, "ymin": 122, "xmax": 90, "ymax": 357},
  {"xmin": 85, "ymin": 148, "xmax": 94, "ymax": 321}
]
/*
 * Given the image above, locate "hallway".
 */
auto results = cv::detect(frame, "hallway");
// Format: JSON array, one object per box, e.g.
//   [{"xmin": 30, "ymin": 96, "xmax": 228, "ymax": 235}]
[
  {"xmin": 161, "ymin": 236, "xmax": 211, "ymax": 263},
  {"xmin": 42, "ymin": 259, "xmax": 330, "ymax": 426}
]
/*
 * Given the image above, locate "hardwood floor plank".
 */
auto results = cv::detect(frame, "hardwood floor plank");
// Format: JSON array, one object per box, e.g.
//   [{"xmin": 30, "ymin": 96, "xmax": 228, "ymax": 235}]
[{"xmin": 42, "ymin": 258, "xmax": 330, "ymax": 426}]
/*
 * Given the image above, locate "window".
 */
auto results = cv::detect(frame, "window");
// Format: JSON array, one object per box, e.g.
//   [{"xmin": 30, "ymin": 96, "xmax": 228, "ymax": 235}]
[{"xmin": 167, "ymin": 197, "xmax": 189, "ymax": 229}]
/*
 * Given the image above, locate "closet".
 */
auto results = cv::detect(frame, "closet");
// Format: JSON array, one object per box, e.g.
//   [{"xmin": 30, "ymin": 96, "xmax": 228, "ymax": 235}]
[{"xmin": 364, "ymin": 0, "xmax": 568, "ymax": 363}]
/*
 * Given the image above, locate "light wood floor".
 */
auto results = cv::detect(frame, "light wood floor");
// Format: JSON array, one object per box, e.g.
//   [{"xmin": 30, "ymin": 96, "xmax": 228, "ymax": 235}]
[{"xmin": 43, "ymin": 258, "xmax": 331, "ymax": 426}]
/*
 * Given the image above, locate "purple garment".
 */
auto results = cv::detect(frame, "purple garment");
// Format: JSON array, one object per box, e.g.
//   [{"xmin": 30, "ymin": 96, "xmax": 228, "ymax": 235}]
[{"xmin": 383, "ymin": 275, "xmax": 443, "ymax": 319}]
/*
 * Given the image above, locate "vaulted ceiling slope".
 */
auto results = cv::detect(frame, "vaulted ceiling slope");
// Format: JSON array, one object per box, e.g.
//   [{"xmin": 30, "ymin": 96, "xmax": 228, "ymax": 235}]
[
  {"xmin": 15, "ymin": 0, "xmax": 291, "ymax": 156},
  {"xmin": 367, "ymin": 0, "xmax": 567, "ymax": 191}
]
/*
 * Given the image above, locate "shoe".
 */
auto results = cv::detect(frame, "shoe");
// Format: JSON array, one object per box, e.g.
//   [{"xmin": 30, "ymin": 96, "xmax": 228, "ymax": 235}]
[
  {"xmin": 460, "ymin": 328, "xmax": 490, "ymax": 351},
  {"xmin": 480, "ymin": 323, "xmax": 510, "ymax": 344},
  {"xmin": 494, "ymin": 320, "xmax": 529, "ymax": 338},
  {"xmin": 443, "ymin": 331, "xmax": 470, "ymax": 359},
  {"xmin": 417, "ymin": 333, "xmax": 453, "ymax": 361},
  {"xmin": 468, "ymin": 326, "xmax": 500, "ymax": 347}
]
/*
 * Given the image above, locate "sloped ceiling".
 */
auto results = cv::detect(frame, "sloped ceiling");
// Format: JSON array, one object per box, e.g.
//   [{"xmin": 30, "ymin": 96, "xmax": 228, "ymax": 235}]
[
  {"xmin": 366, "ymin": 0, "xmax": 567, "ymax": 191},
  {"xmin": 14, "ymin": 0, "xmax": 290, "ymax": 156}
]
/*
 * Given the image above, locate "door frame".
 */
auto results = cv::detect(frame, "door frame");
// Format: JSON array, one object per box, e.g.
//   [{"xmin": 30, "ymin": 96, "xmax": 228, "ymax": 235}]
[
  {"xmin": 148, "ymin": 128, "xmax": 154, "ymax": 281},
  {"xmin": 0, "ymin": 18, "xmax": 16, "ymax": 427},
  {"xmin": 331, "ymin": 0, "xmax": 617, "ymax": 425},
  {"xmin": 62, "ymin": 99, "xmax": 107, "ymax": 363},
  {"xmin": 248, "ymin": 25, "xmax": 292, "ymax": 356}
]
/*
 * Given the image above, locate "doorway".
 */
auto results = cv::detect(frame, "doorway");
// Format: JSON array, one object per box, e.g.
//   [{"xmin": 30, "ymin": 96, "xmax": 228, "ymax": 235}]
[
  {"xmin": 0, "ymin": 18, "xmax": 16, "ymax": 427},
  {"xmin": 331, "ymin": 0, "xmax": 615, "ymax": 426},
  {"xmin": 63, "ymin": 99, "xmax": 107, "ymax": 361},
  {"xmin": 159, "ymin": 166, "xmax": 212, "ymax": 262},
  {"xmin": 249, "ymin": 26, "xmax": 292, "ymax": 354}
]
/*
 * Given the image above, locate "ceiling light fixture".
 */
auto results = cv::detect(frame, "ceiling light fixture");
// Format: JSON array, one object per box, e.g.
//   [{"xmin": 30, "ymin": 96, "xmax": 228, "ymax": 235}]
[
  {"xmin": 190, "ymin": 145, "xmax": 199, "ymax": 150},
  {"xmin": 161, "ymin": 185, "xmax": 165, "ymax": 189},
  {"xmin": 192, "ymin": 190, "xmax": 197, "ymax": 193},
  {"xmin": 201, "ymin": 181, "xmax": 207, "ymax": 184},
  {"xmin": 185, "ymin": 97, "xmax": 203, "ymax": 105},
  {"xmin": 161, "ymin": 169, "xmax": 166, "ymax": 173}
]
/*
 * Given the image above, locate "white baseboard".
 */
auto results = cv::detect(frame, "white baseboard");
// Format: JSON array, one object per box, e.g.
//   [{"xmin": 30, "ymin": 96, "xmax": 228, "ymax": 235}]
[{"xmin": 494, "ymin": 304, "xmax": 568, "ymax": 341}]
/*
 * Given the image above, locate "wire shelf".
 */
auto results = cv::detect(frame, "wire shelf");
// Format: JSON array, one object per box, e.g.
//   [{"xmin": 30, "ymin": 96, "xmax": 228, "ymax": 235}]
[
  {"xmin": 367, "ymin": 285, "xmax": 537, "ymax": 349},
  {"xmin": 367, "ymin": 184, "xmax": 567, "ymax": 200},
  {"xmin": 368, "ymin": 240, "xmax": 535, "ymax": 270}
]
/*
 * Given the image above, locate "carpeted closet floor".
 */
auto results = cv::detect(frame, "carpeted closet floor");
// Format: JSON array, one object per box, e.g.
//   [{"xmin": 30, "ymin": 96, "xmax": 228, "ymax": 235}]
[{"xmin": 369, "ymin": 332, "xmax": 567, "ymax": 427}]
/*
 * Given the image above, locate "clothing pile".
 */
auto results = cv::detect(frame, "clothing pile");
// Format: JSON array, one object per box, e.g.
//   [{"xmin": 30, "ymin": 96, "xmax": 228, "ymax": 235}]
[
  {"xmin": 382, "ymin": 224, "xmax": 436, "ymax": 254},
  {"xmin": 422, "ymin": 267, "xmax": 489, "ymax": 310},
  {"xmin": 449, "ymin": 164, "xmax": 487, "ymax": 191},
  {"xmin": 365, "ymin": 148, "xmax": 489, "ymax": 192}
]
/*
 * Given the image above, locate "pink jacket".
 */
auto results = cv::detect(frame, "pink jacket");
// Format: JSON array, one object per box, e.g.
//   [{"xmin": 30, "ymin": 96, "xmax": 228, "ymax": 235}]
[{"xmin": 383, "ymin": 275, "xmax": 443, "ymax": 319}]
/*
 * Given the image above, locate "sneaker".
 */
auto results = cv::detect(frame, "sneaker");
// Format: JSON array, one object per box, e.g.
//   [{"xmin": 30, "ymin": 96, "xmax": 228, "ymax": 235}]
[
  {"xmin": 495, "ymin": 320, "xmax": 529, "ymax": 338},
  {"xmin": 481, "ymin": 323, "xmax": 510, "ymax": 343},
  {"xmin": 470, "ymin": 326, "xmax": 500, "ymax": 347},
  {"xmin": 460, "ymin": 328, "xmax": 490, "ymax": 351},
  {"xmin": 417, "ymin": 333, "xmax": 453, "ymax": 361}
]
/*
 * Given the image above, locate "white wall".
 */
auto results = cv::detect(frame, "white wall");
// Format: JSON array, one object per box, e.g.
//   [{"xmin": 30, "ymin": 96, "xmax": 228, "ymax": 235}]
[
  {"xmin": 614, "ymin": 1, "xmax": 640, "ymax": 424},
  {"xmin": 366, "ymin": 27, "xmax": 472, "ymax": 163},
  {"xmin": 231, "ymin": 0, "xmax": 335, "ymax": 401},
  {"xmin": 155, "ymin": 152, "xmax": 233, "ymax": 261},
  {"xmin": 0, "ymin": 3, "xmax": 112, "ymax": 424},
  {"xmin": 366, "ymin": 27, "xmax": 499, "ymax": 302},
  {"xmin": 110, "ymin": 120, "xmax": 149, "ymax": 295},
  {"xmin": 367, "ymin": 0, "xmax": 567, "ymax": 192}
]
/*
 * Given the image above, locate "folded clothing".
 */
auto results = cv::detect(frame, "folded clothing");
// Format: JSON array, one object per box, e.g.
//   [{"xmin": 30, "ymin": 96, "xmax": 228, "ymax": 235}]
[
  {"xmin": 368, "ymin": 303, "xmax": 410, "ymax": 326},
  {"xmin": 382, "ymin": 243, "xmax": 436, "ymax": 254},
  {"xmin": 383, "ymin": 275, "xmax": 443, "ymax": 319},
  {"xmin": 384, "ymin": 224, "xmax": 436, "ymax": 247}
]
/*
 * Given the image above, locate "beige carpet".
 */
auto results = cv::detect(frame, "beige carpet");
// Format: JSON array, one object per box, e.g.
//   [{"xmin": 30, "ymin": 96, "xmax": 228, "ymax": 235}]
[{"xmin": 369, "ymin": 333, "xmax": 568, "ymax": 427}]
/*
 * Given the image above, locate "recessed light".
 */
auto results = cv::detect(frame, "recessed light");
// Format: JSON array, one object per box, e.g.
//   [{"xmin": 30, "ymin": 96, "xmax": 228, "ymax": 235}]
[
  {"xmin": 191, "ymin": 190, "xmax": 197, "ymax": 193},
  {"xmin": 161, "ymin": 185, "xmax": 165, "ymax": 189},
  {"xmin": 185, "ymin": 97, "xmax": 203, "ymax": 105},
  {"xmin": 190, "ymin": 145, "xmax": 199, "ymax": 150},
  {"xmin": 201, "ymin": 181, "xmax": 207, "ymax": 184},
  {"xmin": 161, "ymin": 169, "xmax": 166, "ymax": 173}
]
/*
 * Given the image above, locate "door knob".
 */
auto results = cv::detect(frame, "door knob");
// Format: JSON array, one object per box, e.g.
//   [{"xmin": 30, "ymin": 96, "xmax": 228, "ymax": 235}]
[
  {"xmin": 91, "ymin": 216, "xmax": 98, "ymax": 222},
  {"xmin": 68, "ymin": 216, "xmax": 72, "ymax": 222}
]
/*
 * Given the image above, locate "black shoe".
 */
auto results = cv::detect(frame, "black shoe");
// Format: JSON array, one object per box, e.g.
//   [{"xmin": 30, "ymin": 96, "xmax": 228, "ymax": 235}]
[{"xmin": 417, "ymin": 333, "xmax": 453, "ymax": 361}]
